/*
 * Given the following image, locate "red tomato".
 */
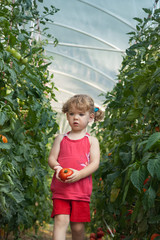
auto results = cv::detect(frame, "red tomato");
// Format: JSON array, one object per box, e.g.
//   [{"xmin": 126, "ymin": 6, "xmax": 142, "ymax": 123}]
[
  {"xmin": 97, "ymin": 230, "xmax": 104, "ymax": 238},
  {"xmin": 151, "ymin": 233, "xmax": 160, "ymax": 240},
  {"xmin": 126, "ymin": 209, "xmax": 133, "ymax": 216},
  {"xmin": 97, "ymin": 227, "xmax": 103, "ymax": 232},
  {"xmin": 90, "ymin": 233, "xmax": 96, "ymax": 239},
  {"xmin": 120, "ymin": 235, "xmax": 126, "ymax": 239},
  {"xmin": 143, "ymin": 176, "xmax": 150, "ymax": 185},
  {"xmin": 107, "ymin": 228, "xmax": 116, "ymax": 234},
  {"xmin": 155, "ymin": 126, "xmax": 159, "ymax": 132},
  {"xmin": 59, "ymin": 168, "xmax": 73, "ymax": 181}
]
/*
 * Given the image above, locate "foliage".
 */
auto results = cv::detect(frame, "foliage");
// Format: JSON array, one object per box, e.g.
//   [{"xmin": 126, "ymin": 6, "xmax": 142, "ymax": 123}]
[
  {"xmin": 91, "ymin": 8, "xmax": 160, "ymax": 240},
  {"xmin": 0, "ymin": 0, "xmax": 59, "ymax": 238}
]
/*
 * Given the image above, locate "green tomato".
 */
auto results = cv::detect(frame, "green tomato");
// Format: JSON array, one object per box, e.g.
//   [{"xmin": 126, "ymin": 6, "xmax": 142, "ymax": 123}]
[
  {"xmin": 6, "ymin": 46, "xmax": 22, "ymax": 60},
  {"xmin": 21, "ymin": 57, "xmax": 28, "ymax": 64},
  {"xmin": 13, "ymin": 51, "xmax": 21, "ymax": 60}
]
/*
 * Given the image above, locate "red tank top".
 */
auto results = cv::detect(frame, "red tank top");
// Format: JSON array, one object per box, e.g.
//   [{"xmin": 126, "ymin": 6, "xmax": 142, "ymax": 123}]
[{"xmin": 50, "ymin": 132, "xmax": 92, "ymax": 202}]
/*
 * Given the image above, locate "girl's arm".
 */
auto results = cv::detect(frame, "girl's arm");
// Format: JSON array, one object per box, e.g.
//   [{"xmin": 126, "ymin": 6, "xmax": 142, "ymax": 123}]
[
  {"xmin": 48, "ymin": 134, "xmax": 63, "ymax": 170},
  {"xmin": 66, "ymin": 136, "xmax": 100, "ymax": 183}
]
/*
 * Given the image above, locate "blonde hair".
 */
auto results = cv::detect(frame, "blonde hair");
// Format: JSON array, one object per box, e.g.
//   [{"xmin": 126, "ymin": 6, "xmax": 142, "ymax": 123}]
[{"xmin": 62, "ymin": 94, "xmax": 104, "ymax": 122}]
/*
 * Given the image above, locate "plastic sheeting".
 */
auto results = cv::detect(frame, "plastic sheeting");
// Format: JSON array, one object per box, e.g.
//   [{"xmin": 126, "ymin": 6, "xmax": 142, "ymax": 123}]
[{"xmin": 37, "ymin": 0, "xmax": 154, "ymax": 112}]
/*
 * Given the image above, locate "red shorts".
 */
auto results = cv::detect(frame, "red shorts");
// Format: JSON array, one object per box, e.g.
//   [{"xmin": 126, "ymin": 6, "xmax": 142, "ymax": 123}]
[{"xmin": 51, "ymin": 199, "xmax": 91, "ymax": 222}]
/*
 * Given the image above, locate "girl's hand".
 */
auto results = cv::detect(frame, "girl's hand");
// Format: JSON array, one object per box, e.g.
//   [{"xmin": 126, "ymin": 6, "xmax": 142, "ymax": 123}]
[
  {"xmin": 54, "ymin": 165, "xmax": 63, "ymax": 181},
  {"xmin": 65, "ymin": 168, "xmax": 81, "ymax": 183}
]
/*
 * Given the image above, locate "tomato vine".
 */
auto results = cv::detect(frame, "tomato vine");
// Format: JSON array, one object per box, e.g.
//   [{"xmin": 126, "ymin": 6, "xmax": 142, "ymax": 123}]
[
  {"xmin": 91, "ymin": 8, "xmax": 160, "ymax": 240},
  {"xmin": 0, "ymin": 0, "xmax": 59, "ymax": 238}
]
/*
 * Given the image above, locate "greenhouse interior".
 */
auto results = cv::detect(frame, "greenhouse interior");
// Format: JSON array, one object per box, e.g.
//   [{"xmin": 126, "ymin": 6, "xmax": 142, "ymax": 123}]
[{"xmin": 0, "ymin": 0, "xmax": 160, "ymax": 239}]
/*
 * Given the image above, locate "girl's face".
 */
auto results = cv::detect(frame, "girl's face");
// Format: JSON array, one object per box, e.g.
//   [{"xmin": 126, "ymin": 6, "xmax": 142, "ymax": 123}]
[{"xmin": 66, "ymin": 106, "xmax": 94, "ymax": 132}]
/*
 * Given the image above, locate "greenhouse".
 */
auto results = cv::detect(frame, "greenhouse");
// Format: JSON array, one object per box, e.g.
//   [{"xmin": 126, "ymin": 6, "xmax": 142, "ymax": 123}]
[{"xmin": 0, "ymin": 0, "xmax": 160, "ymax": 239}]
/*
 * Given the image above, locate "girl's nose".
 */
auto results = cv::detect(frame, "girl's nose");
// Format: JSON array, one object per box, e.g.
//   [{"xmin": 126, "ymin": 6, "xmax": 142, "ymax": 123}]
[{"xmin": 74, "ymin": 114, "xmax": 78, "ymax": 119}]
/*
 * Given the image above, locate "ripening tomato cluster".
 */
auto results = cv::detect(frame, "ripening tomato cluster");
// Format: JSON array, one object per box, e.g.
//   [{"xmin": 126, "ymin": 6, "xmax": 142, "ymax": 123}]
[{"xmin": 89, "ymin": 227, "xmax": 105, "ymax": 240}]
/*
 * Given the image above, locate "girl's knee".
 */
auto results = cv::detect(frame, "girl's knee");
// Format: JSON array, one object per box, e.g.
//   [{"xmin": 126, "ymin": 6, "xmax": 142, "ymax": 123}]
[
  {"xmin": 54, "ymin": 214, "xmax": 70, "ymax": 227},
  {"xmin": 71, "ymin": 222, "xmax": 84, "ymax": 235}
]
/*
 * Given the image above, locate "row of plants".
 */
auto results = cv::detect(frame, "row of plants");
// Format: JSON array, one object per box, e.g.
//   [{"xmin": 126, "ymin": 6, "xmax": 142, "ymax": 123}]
[
  {"xmin": 90, "ymin": 8, "xmax": 160, "ymax": 240},
  {"xmin": 0, "ymin": 0, "xmax": 59, "ymax": 238}
]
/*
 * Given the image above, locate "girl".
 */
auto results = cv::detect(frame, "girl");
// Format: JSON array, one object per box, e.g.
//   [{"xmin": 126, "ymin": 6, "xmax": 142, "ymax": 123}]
[{"xmin": 48, "ymin": 94, "xmax": 104, "ymax": 240}]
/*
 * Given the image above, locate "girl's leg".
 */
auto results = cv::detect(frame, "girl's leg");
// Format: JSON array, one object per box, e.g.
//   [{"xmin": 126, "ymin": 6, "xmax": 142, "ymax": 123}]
[
  {"xmin": 52, "ymin": 214, "xmax": 70, "ymax": 240},
  {"xmin": 70, "ymin": 222, "xmax": 85, "ymax": 240}
]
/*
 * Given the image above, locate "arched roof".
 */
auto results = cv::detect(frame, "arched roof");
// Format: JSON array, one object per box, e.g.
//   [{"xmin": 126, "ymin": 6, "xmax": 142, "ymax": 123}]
[{"xmin": 38, "ymin": 0, "xmax": 156, "ymax": 112}]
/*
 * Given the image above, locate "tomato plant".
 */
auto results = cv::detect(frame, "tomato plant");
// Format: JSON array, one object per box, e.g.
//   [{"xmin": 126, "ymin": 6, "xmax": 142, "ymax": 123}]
[
  {"xmin": 0, "ymin": 0, "xmax": 59, "ymax": 238},
  {"xmin": 59, "ymin": 168, "xmax": 73, "ymax": 181},
  {"xmin": 90, "ymin": 8, "xmax": 160, "ymax": 240}
]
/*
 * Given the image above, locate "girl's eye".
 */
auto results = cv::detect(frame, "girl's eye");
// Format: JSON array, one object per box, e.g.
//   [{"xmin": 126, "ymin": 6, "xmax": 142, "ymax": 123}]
[
  {"xmin": 69, "ymin": 113, "xmax": 74, "ymax": 116},
  {"xmin": 79, "ymin": 113, "xmax": 84, "ymax": 116}
]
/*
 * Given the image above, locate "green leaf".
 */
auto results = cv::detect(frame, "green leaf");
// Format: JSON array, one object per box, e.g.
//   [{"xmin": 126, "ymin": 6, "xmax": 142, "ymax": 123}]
[
  {"xmin": 143, "ymin": 186, "xmax": 156, "ymax": 209},
  {"xmin": 130, "ymin": 167, "xmax": 146, "ymax": 191},
  {"xmin": 8, "ymin": 68, "xmax": 17, "ymax": 83},
  {"xmin": 141, "ymin": 152, "xmax": 152, "ymax": 164},
  {"xmin": 0, "ymin": 143, "xmax": 11, "ymax": 149},
  {"xmin": 26, "ymin": 166, "xmax": 34, "ymax": 177},
  {"xmin": 147, "ymin": 156, "xmax": 160, "ymax": 179},
  {"xmin": 133, "ymin": 17, "xmax": 143, "ymax": 23},
  {"xmin": 0, "ymin": 111, "xmax": 7, "ymax": 125},
  {"xmin": 0, "ymin": 183, "xmax": 11, "ymax": 194},
  {"xmin": 144, "ymin": 132, "xmax": 160, "ymax": 151},
  {"xmin": 148, "ymin": 215, "xmax": 160, "ymax": 224},
  {"xmin": 9, "ymin": 190, "xmax": 24, "ymax": 203},
  {"xmin": 142, "ymin": 8, "xmax": 152, "ymax": 15},
  {"xmin": 126, "ymin": 109, "xmax": 141, "ymax": 121},
  {"xmin": 131, "ymin": 198, "xmax": 141, "ymax": 225},
  {"xmin": 119, "ymin": 152, "xmax": 131, "ymax": 165}
]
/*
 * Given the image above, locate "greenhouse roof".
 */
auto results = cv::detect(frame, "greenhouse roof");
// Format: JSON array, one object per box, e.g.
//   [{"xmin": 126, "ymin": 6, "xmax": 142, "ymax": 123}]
[{"xmin": 38, "ymin": 0, "xmax": 157, "ymax": 113}]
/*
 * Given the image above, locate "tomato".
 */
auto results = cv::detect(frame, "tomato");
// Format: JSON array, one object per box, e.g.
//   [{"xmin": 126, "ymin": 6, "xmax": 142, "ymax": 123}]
[
  {"xmin": 0, "ymin": 135, "xmax": 8, "ymax": 143},
  {"xmin": 120, "ymin": 235, "xmax": 126, "ymax": 239},
  {"xmin": 143, "ymin": 176, "xmax": 150, "ymax": 185},
  {"xmin": 155, "ymin": 126, "xmax": 159, "ymax": 132},
  {"xmin": 97, "ymin": 227, "xmax": 103, "ymax": 232},
  {"xmin": 21, "ymin": 57, "xmax": 28, "ymax": 64},
  {"xmin": 107, "ymin": 228, "xmax": 116, "ymax": 234},
  {"xmin": 126, "ymin": 209, "xmax": 133, "ymax": 216},
  {"xmin": 97, "ymin": 230, "xmax": 104, "ymax": 237},
  {"xmin": 151, "ymin": 233, "xmax": 160, "ymax": 240},
  {"xmin": 6, "ymin": 46, "xmax": 28, "ymax": 63},
  {"xmin": 59, "ymin": 168, "xmax": 73, "ymax": 181},
  {"xmin": 90, "ymin": 233, "xmax": 96, "ymax": 239}
]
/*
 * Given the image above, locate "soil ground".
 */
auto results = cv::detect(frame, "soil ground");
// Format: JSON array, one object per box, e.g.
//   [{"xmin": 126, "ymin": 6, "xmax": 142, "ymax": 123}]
[{"xmin": 7, "ymin": 224, "xmax": 73, "ymax": 240}]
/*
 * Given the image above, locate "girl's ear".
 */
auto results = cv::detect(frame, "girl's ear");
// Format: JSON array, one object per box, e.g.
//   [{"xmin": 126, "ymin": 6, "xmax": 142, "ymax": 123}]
[
  {"xmin": 89, "ymin": 113, "xmax": 94, "ymax": 122},
  {"xmin": 66, "ymin": 112, "xmax": 69, "ymax": 120}
]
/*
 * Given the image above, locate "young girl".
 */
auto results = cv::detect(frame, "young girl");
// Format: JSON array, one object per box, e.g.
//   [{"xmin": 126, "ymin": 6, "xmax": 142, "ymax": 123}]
[{"xmin": 48, "ymin": 94, "xmax": 104, "ymax": 240}]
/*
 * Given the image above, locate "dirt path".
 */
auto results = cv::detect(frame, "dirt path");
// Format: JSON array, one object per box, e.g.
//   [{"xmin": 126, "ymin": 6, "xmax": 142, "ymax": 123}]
[{"xmin": 7, "ymin": 224, "xmax": 72, "ymax": 240}]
